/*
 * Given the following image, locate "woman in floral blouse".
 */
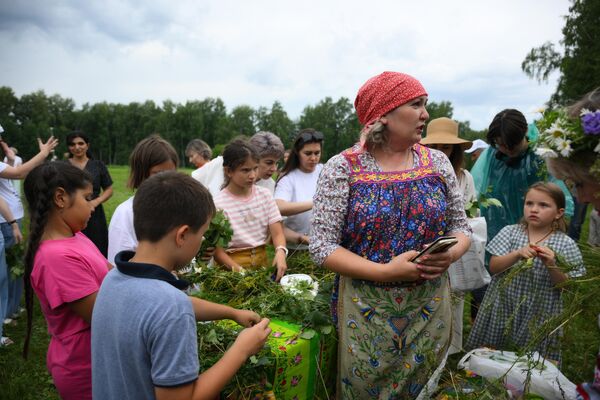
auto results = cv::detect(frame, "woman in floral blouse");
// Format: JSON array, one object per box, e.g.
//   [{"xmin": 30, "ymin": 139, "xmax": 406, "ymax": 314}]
[{"xmin": 309, "ymin": 71, "xmax": 471, "ymax": 399}]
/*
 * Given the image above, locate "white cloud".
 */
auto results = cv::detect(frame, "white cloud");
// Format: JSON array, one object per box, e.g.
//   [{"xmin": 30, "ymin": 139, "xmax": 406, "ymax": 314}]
[{"xmin": 0, "ymin": 0, "xmax": 569, "ymax": 130}]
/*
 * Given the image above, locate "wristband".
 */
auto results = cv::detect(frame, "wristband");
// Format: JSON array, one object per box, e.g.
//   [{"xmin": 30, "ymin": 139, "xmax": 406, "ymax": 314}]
[
  {"xmin": 8, "ymin": 220, "xmax": 17, "ymax": 225},
  {"xmin": 275, "ymin": 246, "xmax": 289, "ymax": 257}
]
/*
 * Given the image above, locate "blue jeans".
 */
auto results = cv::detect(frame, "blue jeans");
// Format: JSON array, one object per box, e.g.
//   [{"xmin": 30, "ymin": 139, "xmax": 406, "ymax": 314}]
[
  {"xmin": 0, "ymin": 229, "xmax": 6, "ymax": 338},
  {"xmin": 1, "ymin": 220, "xmax": 23, "ymax": 317}
]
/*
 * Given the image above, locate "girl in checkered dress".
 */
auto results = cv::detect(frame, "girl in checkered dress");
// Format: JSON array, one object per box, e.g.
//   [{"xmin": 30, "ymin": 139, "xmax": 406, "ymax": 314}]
[{"xmin": 466, "ymin": 182, "xmax": 585, "ymax": 364}]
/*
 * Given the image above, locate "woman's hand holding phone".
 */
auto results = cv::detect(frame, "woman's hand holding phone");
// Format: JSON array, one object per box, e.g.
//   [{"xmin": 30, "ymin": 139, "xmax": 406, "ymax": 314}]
[{"xmin": 411, "ymin": 237, "xmax": 458, "ymax": 280}]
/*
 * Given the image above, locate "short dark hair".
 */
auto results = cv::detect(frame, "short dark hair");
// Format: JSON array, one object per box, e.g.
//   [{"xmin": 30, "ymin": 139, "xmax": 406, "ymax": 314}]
[
  {"xmin": 133, "ymin": 171, "xmax": 215, "ymax": 242},
  {"xmin": 128, "ymin": 135, "xmax": 179, "ymax": 189},
  {"xmin": 487, "ymin": 109, "xmax": 528, "ymax": 150}
]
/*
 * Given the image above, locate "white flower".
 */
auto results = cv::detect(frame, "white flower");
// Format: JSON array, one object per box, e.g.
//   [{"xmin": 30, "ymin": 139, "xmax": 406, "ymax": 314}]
[
  {"xmin": 580, "ymin": 108, "xmax": 592, "ymax": 117},
  {"xmin": 544, "ymin": 122, "xmax": 565, "ymax": 145},
  {"xmin": 555, "ymin": 138, "xmax": 573, "ymax": 157},
  {"xmin": 534, "ymin": 106, "xmax": 547, "ymax": 114},
  {"xmin": 535, "ymin": 147, "xmax": 558, "ymax": 158},
  {"xmin": 594, "ymin": 141, "xmax": 600, "ymax": 154}
]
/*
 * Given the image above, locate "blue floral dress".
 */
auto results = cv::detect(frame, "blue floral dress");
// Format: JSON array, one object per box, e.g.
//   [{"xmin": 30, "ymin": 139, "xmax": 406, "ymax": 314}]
[{"xmin": 311, "ymin": 144, "xmax": 471, "ymax": 399}]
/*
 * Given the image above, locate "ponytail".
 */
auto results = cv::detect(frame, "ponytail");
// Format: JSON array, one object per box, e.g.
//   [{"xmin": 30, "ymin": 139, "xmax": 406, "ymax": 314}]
[{"xmin": 22, "ymin": 162, "xmax": 91, "ymax": 358}]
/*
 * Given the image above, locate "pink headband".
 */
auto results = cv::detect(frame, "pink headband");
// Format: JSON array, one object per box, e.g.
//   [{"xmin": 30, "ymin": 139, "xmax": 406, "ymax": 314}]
[{"xmin": 354, "ymin": 71, "xmax": 427, "ymax": 126}]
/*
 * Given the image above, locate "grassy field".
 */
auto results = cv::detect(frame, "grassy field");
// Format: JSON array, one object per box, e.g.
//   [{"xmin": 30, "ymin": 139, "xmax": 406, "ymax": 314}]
[{"xmin": 0, "ymin": 165, "xmax": 598, "ymax": 399}]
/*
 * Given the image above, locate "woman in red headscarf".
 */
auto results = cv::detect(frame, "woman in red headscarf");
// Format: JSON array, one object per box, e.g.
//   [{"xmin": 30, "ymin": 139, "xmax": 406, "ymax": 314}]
[{"xmin": 310, "ymin": 72, "xmax": 471, "ymax": 399}]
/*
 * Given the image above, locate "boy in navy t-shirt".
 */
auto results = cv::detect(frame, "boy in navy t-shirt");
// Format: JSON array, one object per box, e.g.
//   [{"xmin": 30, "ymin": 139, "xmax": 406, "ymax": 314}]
[{"xmin": 92, "ymin": 171, "xmax": 271, "ymax": 400}]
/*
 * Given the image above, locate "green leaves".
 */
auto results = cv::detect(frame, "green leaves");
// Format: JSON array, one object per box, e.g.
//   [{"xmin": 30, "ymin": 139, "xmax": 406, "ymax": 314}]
[
  {"xmin": 464, "ymin": 190, "xmax": 503, "ymax": 218},
  {"xmin": 199, "ymin": 210, "xmax": 233, "ymax": 255}
]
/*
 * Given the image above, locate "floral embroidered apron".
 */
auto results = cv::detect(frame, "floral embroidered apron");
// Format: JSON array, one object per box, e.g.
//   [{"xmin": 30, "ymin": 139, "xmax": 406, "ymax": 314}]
[{"xmin": 334, "ymin": 144, "xmax": 452, "ymax": 399}]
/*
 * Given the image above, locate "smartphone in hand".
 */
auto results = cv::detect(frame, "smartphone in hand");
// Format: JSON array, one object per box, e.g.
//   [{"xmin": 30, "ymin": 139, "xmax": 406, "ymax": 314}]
[{"xmin": 411, "ymin": 236, "xmax": 458, "ymax": 263}]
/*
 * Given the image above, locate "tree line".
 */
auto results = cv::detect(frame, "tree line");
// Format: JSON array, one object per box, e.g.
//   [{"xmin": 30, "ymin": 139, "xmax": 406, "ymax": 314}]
[{"xmin": 0, "ymin": 86, "xmax": 485, "ymax": 166}]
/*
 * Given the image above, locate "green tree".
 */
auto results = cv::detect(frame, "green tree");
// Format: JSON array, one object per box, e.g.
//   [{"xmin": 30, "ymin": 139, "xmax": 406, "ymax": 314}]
[
  {"xmin": 522, "ymin": 0, "xmax": 600, "ymax": 104},
  {"xmin": 255, "ymin": 101, "xmax": 296, "ymax": 146},
  {"xmin": 298, "ymin": 97, "xmax": 360, "ymax": 160},
  {"xmin": 229, "ymin": 105, "xmax": 256, "ymax": 137},
  {"xmin": 0, "ymin": 87, "xmax": 20, "ymax": 148}
]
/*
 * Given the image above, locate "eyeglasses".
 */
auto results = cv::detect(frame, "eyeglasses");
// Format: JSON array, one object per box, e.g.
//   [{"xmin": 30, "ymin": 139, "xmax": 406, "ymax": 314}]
[{"xmin": 297, "ymin": 131, "xmax": 324, "ymax": 144}]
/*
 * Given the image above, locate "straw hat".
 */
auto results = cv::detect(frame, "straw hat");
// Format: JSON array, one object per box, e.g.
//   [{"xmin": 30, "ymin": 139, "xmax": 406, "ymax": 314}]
[{"xmin": 421, "ymin": 117, "xmax": 471, "ymax": 150}]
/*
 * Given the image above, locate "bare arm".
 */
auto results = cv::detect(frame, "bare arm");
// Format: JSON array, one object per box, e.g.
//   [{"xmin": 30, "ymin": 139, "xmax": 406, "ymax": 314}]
[
  {"xmin": 0, "ymin": 197, "xmax": 22, "ymax": 243},
  {"xmin": 269, "ymin": 222, "xmax": 287, "ymax": 282},
  {"xmin": 535, "ymin": 245, "xmax": 569, "ymax": 285},
  {"xmin": 92, "ymin": 185, "xmax": 113, "ymax": 208},
  {"xmin": 489, "ymin": 245, "xmax": 537, "ymax": 275},
  {"xmin": 213, "ymin": 247, "xmax": 243, "ymax": 272},
  {"xmin": 414, "ymin": 232, "xmax": 471, "ymax": 279},
  {"xmin": 188, "ymin": 297, "xmax": 260, "ymax": 327},
  {"xmin": 0, "ymin": 196, "xmax": 14, "ymax": 222},
  {"xmin": 66, "ymin": 292, "xmax": 98, "ymax": 324},
  {"xmin": 155, "ymin": 319, "xmax": 271, "ymax": 400},
  {"xmin": 275, "ymin": 199, "xmax": 313, "ymax": 216},
  {"xmin": 283, "ymin": 226, "xmax": 309, "ymax": 245},
  {"xmin": 322, "ymin": 246, "xmax": 422, "ymax": 282},
  {"xmin": 0, "ymin": 137, "xmax": 58, "ymax": 179}
]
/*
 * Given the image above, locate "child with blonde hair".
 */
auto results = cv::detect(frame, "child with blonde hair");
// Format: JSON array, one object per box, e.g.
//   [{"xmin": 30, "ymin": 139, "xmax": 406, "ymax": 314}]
[{"xmin": 467, "ymin": 182, "xmax": 585, "ymax": 363}]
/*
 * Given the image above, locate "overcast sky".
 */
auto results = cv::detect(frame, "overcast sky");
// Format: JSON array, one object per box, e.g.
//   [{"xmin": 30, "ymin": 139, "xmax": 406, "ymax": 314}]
[{"xmin": 0, "ymin": 0, "xmax": 569, "ymax": 130}]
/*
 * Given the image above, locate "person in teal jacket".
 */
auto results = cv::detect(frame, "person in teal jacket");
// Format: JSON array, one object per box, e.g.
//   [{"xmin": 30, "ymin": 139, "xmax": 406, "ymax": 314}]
[{"xmin": 469, "ymin": 109, "xmax": 573, "ymax": 320}]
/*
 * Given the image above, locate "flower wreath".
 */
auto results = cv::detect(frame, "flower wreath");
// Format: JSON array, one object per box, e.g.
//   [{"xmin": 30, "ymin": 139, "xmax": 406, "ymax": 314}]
[{"xmin": 534, "ymin": 107, "xmax": 600, "ymax": 180}]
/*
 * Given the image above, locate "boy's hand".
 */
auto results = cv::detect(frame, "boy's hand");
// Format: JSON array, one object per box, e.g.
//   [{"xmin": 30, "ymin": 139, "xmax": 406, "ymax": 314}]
[
  {"xmin": 232, "ymin": 309, "xmax": 261, "ymax": 327},
  {"xmin": 235, "ymin": 318, "xmax": 271, "ymax": 358}
]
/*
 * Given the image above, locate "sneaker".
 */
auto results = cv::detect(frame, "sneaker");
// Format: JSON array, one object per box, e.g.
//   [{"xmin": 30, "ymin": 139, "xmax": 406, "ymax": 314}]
[{"xmin": 0, "ymin": 336, "xmax": 14, "ymax": 347}]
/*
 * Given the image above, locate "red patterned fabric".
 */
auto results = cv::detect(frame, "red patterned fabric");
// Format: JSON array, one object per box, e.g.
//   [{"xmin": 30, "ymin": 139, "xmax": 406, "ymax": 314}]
[{"xmin": 354, "ymin": 71, "xmax": 427, "ymax": 126}]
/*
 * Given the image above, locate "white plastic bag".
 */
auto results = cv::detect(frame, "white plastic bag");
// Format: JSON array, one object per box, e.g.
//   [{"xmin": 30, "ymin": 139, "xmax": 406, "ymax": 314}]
[
  {"xmin": 448, "ymin": 217, "xmax": 490, "ymax": 291},
  {"xmin": 458, "ymin": 348, "xmax": 577, "ymax": 400}
]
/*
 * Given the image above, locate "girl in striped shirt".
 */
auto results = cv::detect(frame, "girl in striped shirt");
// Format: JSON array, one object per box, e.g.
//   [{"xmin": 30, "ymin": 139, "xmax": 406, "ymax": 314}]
[{"xmin": 213, "ymin": 138, "xmax": 288, "ymax": 281}]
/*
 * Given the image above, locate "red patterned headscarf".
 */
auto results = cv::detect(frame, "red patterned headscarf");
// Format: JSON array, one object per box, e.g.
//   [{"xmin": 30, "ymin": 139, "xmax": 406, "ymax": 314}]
[{"xmin": 354, "ymin": 71, "xmax": 427, "ymax": 127}]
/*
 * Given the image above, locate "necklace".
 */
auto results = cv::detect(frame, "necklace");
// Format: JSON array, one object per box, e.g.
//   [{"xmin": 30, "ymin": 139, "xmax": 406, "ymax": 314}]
[{"xmin": 528, "ymin": 228, "xmax": 554, "ymax": 245}]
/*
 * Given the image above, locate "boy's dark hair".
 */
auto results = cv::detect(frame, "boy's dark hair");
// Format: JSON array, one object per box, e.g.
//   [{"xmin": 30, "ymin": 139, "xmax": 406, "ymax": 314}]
[
  {"xmin": 221, "ymin": 137, "xmax": 260, "ymax": 189},
  {"xmin": 23, "ymin": 161, "xmax": 92, "ymax": 358},
  {"xmin": 128, "ymin": 135, "xmax": 179, "ymax": 189},
  {"xmin": 133, "ymin": 171, "xmax": 216, "ymax": 242},
  {"xmin": 487, "ymin": 109, "xmax": 528, "ymax": 150}
]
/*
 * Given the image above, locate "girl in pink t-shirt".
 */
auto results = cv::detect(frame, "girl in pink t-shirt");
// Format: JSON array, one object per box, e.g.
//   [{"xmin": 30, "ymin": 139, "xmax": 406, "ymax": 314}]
[
  {"xmin": 213, "ymin": 138, "xmax": 288, "ymax": 281},
  {"xmin": 23, "ymin": 162, "xmax": 110, "ymax": 400}
]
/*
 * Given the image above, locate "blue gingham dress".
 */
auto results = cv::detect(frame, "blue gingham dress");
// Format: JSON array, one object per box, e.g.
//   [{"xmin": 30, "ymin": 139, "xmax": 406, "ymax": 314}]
[{"xmin": 465, "ymin": 224, "xmax": 585, "ymax": 363}]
